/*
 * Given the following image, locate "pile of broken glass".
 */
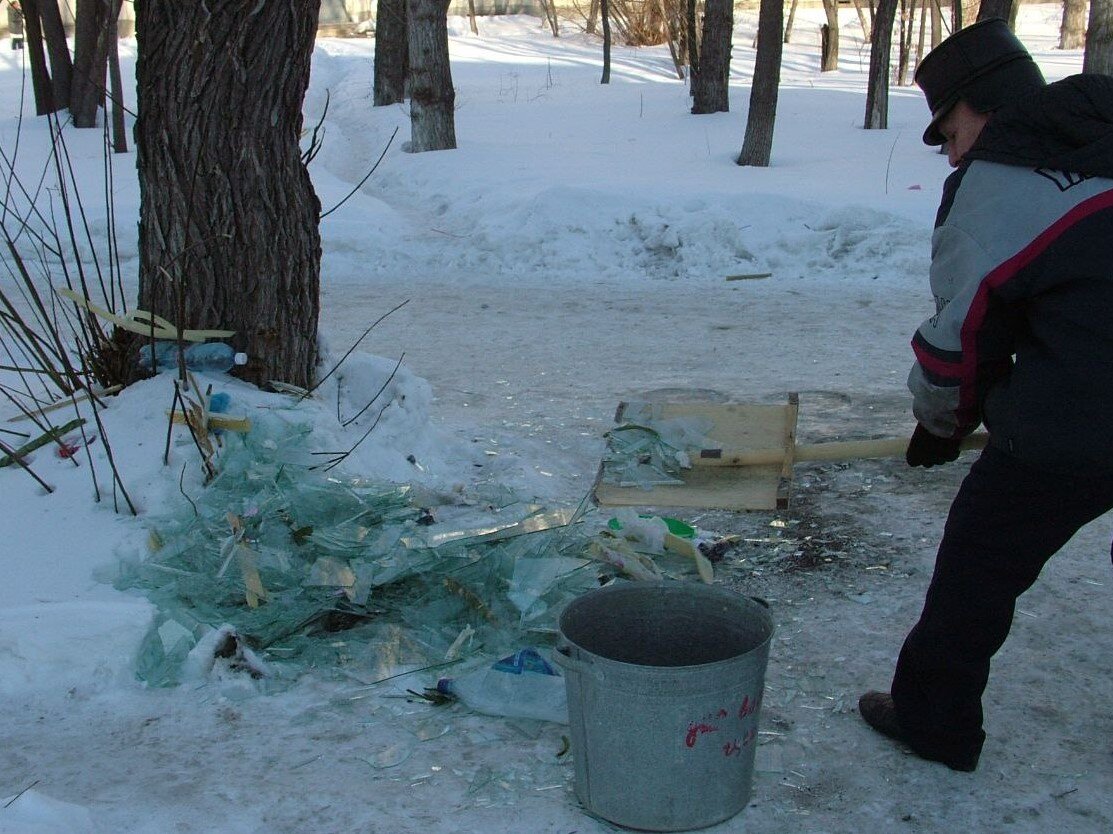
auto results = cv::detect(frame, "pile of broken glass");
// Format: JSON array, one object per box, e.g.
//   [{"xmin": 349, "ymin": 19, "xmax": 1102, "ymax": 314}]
[{"xmin": 112, "ymin": 411, "xmax": 605, "ymax": 688}]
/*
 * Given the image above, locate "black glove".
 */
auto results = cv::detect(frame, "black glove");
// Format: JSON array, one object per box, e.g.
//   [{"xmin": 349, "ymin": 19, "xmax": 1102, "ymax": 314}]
[{"xmin": 905, "ymin": 424, "xmax": 962, "ymax": 468}]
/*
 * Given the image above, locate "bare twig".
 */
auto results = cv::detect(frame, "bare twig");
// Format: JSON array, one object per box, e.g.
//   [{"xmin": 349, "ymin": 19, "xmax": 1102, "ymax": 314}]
[
  {"xmin": 319, "ymin": 126, "xmax": 399, "ymax": 220},
  {"xmin": 0, "ymin": 437, "xmax": 53, "ymax": 492},
  {"xmin": 341, "ymin": 352, "xmax": 404, "ymax": 427},
  {"xmin": 297, "ymin": 298, "xmax": 410, "ymax": 402}
]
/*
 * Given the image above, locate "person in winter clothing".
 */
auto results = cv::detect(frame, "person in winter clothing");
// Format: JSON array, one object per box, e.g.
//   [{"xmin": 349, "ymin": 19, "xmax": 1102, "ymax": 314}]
[{"xmin": 858, "ymin": 18, "xmax": 1113, "ymax": 772}]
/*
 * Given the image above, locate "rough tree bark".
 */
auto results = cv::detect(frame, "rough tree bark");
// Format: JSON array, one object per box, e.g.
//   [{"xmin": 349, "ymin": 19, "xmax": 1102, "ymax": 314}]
[
  {"xmin": 70, "ymin": 0, "xmax": 110, "ymax": 127},
  {"xmin": 691, "ymin": 0, "xmax": 732, "ymax": 114},
  {"xmin": 820, "ymin": 0, "xmax": 839, "ymax": 71},
  {"xmin": 1059, "ymin": 0, "xmax": 1086, "ymax": 49},
  {"xmin": 26, "ymin": 0, "xmax": 72, "ymax": 111},
  {"xmin": 374, "ymin": 0, "xmax": 408, "ymax": 106},
  {"xmin": 1085, "ymin": 0, "xmax": 1113, "ymax": 74},
  {"xmin": 134, "ymin": 0, "xmax": 322, "ymax": 389},
  {"xmin": 17, "ymin": 0, "xmax": 55, "ymax": 114},
  {"xmin": 737, "ymin": 0, "xmax": 783, "ymax": 166},
  {"xmin": 976, "ymin": 0, "xmax": 1013, "ymax": 23},
  {"xmin": 864, "ymin": 0, "xmax": 899, "ymax": 129},
  {"xmin": 407, "ymin": 0, "xmax": 456, "ymax": 152}
]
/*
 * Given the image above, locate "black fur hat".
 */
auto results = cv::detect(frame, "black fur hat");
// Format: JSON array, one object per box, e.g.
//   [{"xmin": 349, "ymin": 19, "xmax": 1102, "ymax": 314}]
[{"xmin": 914, "ymin": 18, "xmax": 1046, "ymax": 146}]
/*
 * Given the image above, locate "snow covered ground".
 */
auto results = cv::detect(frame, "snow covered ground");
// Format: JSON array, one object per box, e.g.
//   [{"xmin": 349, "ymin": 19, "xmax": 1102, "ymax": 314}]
[{"xmin": 2, "ymin": 6, "xmax": 1112, "ymax": 832}]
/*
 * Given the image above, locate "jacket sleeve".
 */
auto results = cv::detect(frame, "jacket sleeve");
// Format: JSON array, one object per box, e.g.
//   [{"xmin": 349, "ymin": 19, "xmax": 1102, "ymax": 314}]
[{"xmin": 908, "ymin": 222, "xmax": 1016, "ymax": 439}]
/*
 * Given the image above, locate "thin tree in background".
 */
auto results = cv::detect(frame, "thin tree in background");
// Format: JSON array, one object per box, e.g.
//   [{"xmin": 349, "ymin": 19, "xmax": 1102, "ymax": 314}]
[
  {"xmin": 71, "ymin": 0, "xmax": 121, "ymax": 128},
  {"xmin": 1085, "ymin": 0, "xmax": 1113, "ymax": 73},
  {"xmin": 407, "ymin": 0, "xmax": 457, "ymax": 151},
  {"xmin": 953, "ymin": 0, "xmax": 963, "ymax": 30},
  {"xmin": 374, "ymin": 0, "xmax": 408, "ymax": 105},
  {"xmin": 864, "ymin": 0, "xmax": 899, "ymax": 128},
  {"xmin": 820, "ymin": 0, "xmax": 839, "ymax": 71},
  {"xmin": 738, "ymin": 0, "xmax": 783, "ymax": 166},
  {"xmin": 16, "ymin": 0, "xmax": 56, "ymax": 114},
  {"xmin": 784, "ymin": 0, "xmax": 800, "ymax": 42},
  {"xmin": 685, "ymin": 0, "xmax": 699, "ymax": 80},
  {"xmin": 1059, "ymin": 0, "xmax": 1086, "ymax": 49},
  {"xmin": 931, "ymin": 0, "xmax": 943, "ymax": 48},
  {"xmin": 19, "ymin": 0, "xmax": 71, "ymax": 113},
  {"xmin": 691, "ymin": 0, "xmax": 732, "ymax": 113},
  {"xmin": 601, "ymin": 0, "xmax": 612, "ymax": 83},
  {"xmin": 134, "ymin": 0, "xmax": 322, "ymax": 389}
]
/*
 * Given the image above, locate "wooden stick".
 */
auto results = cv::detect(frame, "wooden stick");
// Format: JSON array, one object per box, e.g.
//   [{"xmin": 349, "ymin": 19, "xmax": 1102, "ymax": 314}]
[
  {"xmin": 168, "ymin": 411, "xmax": 252, "ymax": 433},
  {"xmin": 692, "ymin": 432, "xmax": 989, "ymax": 468}
]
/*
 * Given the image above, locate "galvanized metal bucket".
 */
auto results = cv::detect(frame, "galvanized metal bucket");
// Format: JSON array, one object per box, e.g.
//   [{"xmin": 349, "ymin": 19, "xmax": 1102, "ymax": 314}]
[{"xmin": 554, "ymin": 582, "xmax": 774, "ymax": 832}]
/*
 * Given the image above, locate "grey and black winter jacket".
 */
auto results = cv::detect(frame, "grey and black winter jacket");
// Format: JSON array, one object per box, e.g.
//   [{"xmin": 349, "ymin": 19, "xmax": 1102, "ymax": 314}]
[{"xmin": 909, "ymin": 74, "xmax": 1113, "ymax": 474}]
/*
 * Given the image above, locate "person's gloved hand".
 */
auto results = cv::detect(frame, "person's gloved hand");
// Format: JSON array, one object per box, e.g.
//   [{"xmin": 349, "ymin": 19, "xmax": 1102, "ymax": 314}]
[{"xmin": 905, "ymin": 424, "xmax": 962, "ymax": 468}]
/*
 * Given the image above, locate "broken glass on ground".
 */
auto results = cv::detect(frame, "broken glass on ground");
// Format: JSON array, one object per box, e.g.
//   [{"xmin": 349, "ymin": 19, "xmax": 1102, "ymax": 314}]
[
  {"xmin": 598, "ymin": 407, "xmax": 716, "ymax": 490},
  {"xmin": 112, "ymin": 410, "xmax": 608, "ymax": 688}
]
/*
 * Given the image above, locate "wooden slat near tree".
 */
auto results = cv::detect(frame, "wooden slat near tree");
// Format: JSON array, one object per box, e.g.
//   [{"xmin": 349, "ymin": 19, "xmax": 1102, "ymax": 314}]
[
  {"xmin": 737, "ymin": 0, "xmax": 783, "ymax": 167},
  {"xmin": 134, "ymin": 0, "xmax": 322, "ymax": 390}
]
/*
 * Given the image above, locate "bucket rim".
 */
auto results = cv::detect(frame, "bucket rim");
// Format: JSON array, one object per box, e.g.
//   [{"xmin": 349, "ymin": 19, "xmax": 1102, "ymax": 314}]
[{"xmin": 556, "ymin": 580, "xmax": 775, "ymax": 673}]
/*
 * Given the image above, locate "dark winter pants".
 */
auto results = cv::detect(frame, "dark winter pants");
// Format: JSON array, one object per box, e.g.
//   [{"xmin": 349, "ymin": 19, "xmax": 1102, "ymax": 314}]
[{"xmin": 891, "ymin": 446, "xmax": 1113, "ymax": 765}]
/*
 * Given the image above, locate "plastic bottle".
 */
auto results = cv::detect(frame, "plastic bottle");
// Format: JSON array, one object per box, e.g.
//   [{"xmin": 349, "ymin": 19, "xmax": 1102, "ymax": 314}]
[
  {"xmin": 436, "ymin": 648, "xmax": 569, "ymax": 724},
  {"xmin": 138, "ymin": 341, "xmax": 248, "ymax": 373}
]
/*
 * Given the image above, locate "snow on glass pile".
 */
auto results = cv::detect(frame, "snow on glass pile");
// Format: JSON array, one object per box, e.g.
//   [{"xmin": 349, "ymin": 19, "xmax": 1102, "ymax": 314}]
[{"xmin": 110, "ymin": 411, "xmax": 600, "ymax": 688}]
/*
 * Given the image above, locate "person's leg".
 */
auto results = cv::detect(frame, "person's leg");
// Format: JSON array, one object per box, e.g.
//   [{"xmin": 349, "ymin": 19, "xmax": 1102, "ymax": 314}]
[{"xmin": 889, "ymin": 447, "xmax": 1113, "ymax": 766}]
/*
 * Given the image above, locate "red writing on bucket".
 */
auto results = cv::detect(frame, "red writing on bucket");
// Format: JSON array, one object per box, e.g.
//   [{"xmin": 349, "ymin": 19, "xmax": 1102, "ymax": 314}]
[
  {"xmin": 684, "ymin": 722, "xmax": 720, "ymax": 748},
  {"xmin": 722, "ymin": 727, "xmax": 758, "ymax": 757},
  {"xmin": 684, "ymin": 693, "xmax": 761, "ymax": 752}
]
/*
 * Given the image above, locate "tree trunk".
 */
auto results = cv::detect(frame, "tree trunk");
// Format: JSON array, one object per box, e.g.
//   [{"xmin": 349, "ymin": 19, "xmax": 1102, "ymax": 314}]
[
  {"xmin": 70, "ymin": 0, "xmax": 108, "ymax": 127},
  {"xmin": 17, "ymin": 0, "xmax": 55, "ymax": 114},
  {"xmin": 34, "ymin": 0, "xmax": 72, "ymax": 109},
  {"xmin": 686, "ymin": 0, "xmax": 699, "ymax": 78},
  {"xmin": 407, "ymin": 0, "xmax": 456, "ymax": 152},
  {"xmin": 134, "ymin": 0, "xmax": 322, "ymax": 390},
  {"xmin": 1085, "ymin": 0, "xmax": 1113, "ymax": 73},
  {"xmin": 737, "ymin": 0, "xmax": 783, "ymax": 166},
  {"xmin": 864, "ymin": 0, "xmax": 899, "ymax": 128},
  {"xmin": 897, "ymin": 0, "xmax": 915, "ymax": 85},
  {"xmin": 852, "ymin": 0, "xmax": 871, "ymax": 42},
  {"xmin": 976, "ymin": 0, "xmax": 1012, "ymax": 22},
  {"xmin": 601, "ymin": 0, "xmax": 612, "ymax": 83},
  {"xmin": 107, "ymin": 6, "xmax": 126, "ymax": 153},
  {"xmin": 691, "ymin": 0, "xmax": 731, "ymax": 113},
  {"xmin": 784, "ymin": 0, "xmax": 799, "ymax": 43},
  {"xmin": 586, "ymin": 0, "xmax": 599, "ymax": 34},
  {"xmin": 931, "ymin": 0, "xmax": 943, "ymax": 49},
  {"xmin": 467, "ymin": 0, "xmax": 479, "ymax": 35},
  {"xmin": 820, "ymin": 0, "xmax": 839, "ymax": 70},
  {"xmin": 953, "ymin": 0, "xmax": 963, "ymax": 29},
  {"xmin": 1059, "ymin": 0, "xmax": 1086, "ymax": 49},
  {"xmin": 918, "ymin": 0, "xmax": 929, "ymax": 64},
  {"xmin": 374, "ymin": 0, "xmax": 408, "ymax": 106}
]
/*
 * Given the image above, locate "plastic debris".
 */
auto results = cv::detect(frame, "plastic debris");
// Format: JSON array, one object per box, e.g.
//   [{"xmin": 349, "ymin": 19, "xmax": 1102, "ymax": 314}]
[{"xmin": 435, "ymin": 648, "xmax": 568, "ymax": 724}]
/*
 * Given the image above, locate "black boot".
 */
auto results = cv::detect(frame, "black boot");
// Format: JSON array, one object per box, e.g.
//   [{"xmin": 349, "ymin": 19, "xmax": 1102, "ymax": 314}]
[{"xmin": 858, "ymin": 691, "xmax": 979, "ymax": 772}]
